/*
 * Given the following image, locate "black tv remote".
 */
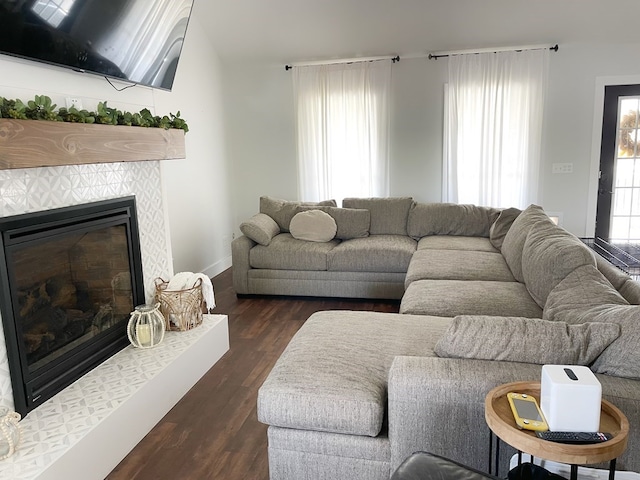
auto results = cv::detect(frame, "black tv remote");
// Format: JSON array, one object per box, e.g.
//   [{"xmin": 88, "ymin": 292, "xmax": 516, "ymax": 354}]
[{"xmin": 535, "ymin": 431, "xmax": 613, "ymax": 444}]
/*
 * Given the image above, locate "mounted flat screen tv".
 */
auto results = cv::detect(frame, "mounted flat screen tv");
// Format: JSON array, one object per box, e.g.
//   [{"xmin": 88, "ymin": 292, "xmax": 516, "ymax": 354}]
[{"xmin": 0, "ymin": 0, "xmax": 195, "ymax": 91}]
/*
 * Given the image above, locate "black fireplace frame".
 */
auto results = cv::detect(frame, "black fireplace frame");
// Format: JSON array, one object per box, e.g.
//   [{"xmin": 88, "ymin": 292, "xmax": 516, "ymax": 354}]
[{"xmin": 0, "ymin": 196, "xmax": 145, "ymax": 416}]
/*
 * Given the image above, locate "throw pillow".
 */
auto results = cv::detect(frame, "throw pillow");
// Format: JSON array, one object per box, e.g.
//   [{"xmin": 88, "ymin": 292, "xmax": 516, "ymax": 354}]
[
  {"xmin": 342, "ymin": 197, "xmax": 413, "ymax": 235},
  {"xmin": 589, "ymin": 305, "xmax": 640, "ymax": 379},
  {"xmin": 489, "ymin": 207, "xmax": 522, "ymax": 250},
  {"xmin": 260, "ymin": 196, "xmax": 337, "ymax": 232},
  {"xmin": 434, "ymin": 315, "xmax": 620, "ymax": 366},
  {"xmin": 240, "ymin": 213, "xmax": 281, "ymax": 246},
  {"xmin": 290, "ymin": 210, "xmax": 337, "ymax": 242},
  {"xmin": 297, "ymin": 205, "xmax": 370, "ymax": 239}
]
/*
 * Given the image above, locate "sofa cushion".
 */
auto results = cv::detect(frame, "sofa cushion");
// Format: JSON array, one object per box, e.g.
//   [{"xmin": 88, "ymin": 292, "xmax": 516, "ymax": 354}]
[
  {"xmin": 250, "ymin": 233, "xmax": 339, "ymax": 271},
  {"xmin": 435, "ymin": 315, "xmax": 620, "ymax": 366},
  {"xmin": 543, "ymin": 265, "xmax": 629, "ymax": 322},
  {"xmin": 501, "ymin": 204, "xmax": 551, "ymax": 283},
  {"xmin": 489, "ymin": 207, "xmax": 521, "ymax": 250},
  {"xmin": 240, "ymin": 213, "xmax": 280, "ymax": 246},
  {"xmin": 522, "ymin": 221, "xmax": 596, "ymax": 307},
  {"xmin": 342, "ymin": 197, "xmax": 413, "ymax": 235},
  {"xmin": 327, "ymin": 235, "xmax": 417, "ymax": 273},
  {"xmin": 540, "ymin": 265, "xmax": 638, "ymax": 379},
  {"xmin": 588, "ymin": 305, "xmax": 640, "ymax": 379},
  {"xmin": 400, "ymin": 279, "xmax": 542, "ymax": 318},
  {"xmin": 406, "ymin": 202, "xmax": 500, "ymax": 239},
  {"xmin": 290, "ymin": 210, "xmax": 337, "ymax": 242},
  {"xmin": 260, "ymin": 196, "xmax": 337, "ymax": 232},
  {"xmin": 257, "ymin": 311, "xmax": 453, "ymax": 437},
  {"xmin": 620, "ymin": 278, "xmax": 640, "ymax": 305},
  {"xmin": 297, "ymin": 205, "xmax": 370, "ymax": 240},
  {"xmin": 417, "ymin": 235, "xmax": 498, "ymax": 253},
  {"xmin": 405, "ymin": 250, "xmax": 514, "ymax": 288},
  {"xmin": 594, "ymin": 254, "xmax": 631, "ymax": 290}
]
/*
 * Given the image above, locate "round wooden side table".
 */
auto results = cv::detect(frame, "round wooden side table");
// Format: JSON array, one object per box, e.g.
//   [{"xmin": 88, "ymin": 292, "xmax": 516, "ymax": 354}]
[{"xmin": 485, "ymin": 381, "xmax": 629, "ymax": 480}]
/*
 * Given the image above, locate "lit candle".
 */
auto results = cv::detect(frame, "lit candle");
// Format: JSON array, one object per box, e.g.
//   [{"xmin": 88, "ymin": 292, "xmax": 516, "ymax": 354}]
[{"xmin": 136, "ymin": 324, "xmax": 151, "ymax": 346}]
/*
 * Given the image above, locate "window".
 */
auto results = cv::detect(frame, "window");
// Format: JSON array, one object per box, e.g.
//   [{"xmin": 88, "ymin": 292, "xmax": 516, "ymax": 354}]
[
  {"xmin": 293, "ymin": 61, "xmax": 391, "ymax": 202},
  {"xmin": 444, "ymin": 49, "xmax": 549, "ymax": 208}
]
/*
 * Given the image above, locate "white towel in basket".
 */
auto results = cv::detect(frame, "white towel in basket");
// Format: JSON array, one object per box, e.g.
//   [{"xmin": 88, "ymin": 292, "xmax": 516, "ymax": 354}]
[{"xmin": 167, "ymin": 272, "xmax": 216, "ymax": 312}]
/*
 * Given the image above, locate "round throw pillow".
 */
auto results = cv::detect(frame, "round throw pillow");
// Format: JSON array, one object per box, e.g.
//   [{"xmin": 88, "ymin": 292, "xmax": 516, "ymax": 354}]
[{"xmin": 290, "ymin": 210, "xmax": 337, "ymax": 242}]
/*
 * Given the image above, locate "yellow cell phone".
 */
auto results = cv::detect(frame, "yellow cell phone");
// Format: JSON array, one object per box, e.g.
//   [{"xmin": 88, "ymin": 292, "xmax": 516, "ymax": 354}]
[{"xmin": 507, "ymin": 392, "xmax": 549, "ymax": 431}]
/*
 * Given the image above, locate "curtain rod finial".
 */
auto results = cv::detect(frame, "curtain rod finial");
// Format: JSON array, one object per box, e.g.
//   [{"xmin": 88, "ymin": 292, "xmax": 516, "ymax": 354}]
[{"xmin": 285, "ymin": 65, "xmax": 292, "ymax": 71}]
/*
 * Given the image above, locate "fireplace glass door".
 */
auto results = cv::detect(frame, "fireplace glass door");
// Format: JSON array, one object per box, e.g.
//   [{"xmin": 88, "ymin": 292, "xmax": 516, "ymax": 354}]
[{"xmin": 0, "ymin": 197, "xmax": 144, "ymax": 415}]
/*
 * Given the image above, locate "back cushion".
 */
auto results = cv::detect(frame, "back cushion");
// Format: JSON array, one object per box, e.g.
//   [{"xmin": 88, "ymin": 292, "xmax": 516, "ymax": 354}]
[
  {"xmin": 543, "ymin": 264, "xmax": 629, "ymax": 322},
  {"xmin": 522, "ymin": 221, "xmax": 596, "ymax": 307},
  {"xmin": 620, "ymin": 278, "xmax": 640, "ymax": 305},
  {"xmin": 260, "ymin": 196, "xmax": 337, "ymax": 232},
  {"xmin": 594, "ymin": 254, "xmax": 631, "ymax": 290},
  {"xmin": 589, "ymin": 305, "xmax": 640, "ymax": 379},
  {"xmin": 501, "ymin": 204, "xmax": 552, "ymax": 282},
  {"xmin": 406, "ymin": 203, "xmax": 500, "ymax": 239},
  {"xmin": 489, "ymin": 207, "xmax": 522, "ymax": 250},
  {"xmin": 342, "ymin": 197, "xmax": 413, "ymax": 235}
]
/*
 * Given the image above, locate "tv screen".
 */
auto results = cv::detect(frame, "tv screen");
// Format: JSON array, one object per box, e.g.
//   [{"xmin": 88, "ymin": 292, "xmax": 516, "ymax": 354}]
[{"xmin": 0, "ymin": 0, "xmax": 194, "ymax": 91}]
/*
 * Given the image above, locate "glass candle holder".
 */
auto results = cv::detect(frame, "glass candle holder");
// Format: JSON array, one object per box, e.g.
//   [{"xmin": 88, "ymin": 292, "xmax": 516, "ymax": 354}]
[
  {"xmin": 127, "ymin": 303, "xmax": 166, "ymax": 349},
  {"xmin": 0, "ymin": 408, "xmax": 22, "ymax": 460}
]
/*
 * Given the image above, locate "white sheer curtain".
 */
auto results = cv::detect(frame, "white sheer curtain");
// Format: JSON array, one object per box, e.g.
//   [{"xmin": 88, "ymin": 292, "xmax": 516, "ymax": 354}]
[
  {"xmin": 293, "ymin": 61, "xmax": 391, "ymax": 202},
  {"xmin": 444, "ymin": 49, "xmax": 549, "ymax": 208}
]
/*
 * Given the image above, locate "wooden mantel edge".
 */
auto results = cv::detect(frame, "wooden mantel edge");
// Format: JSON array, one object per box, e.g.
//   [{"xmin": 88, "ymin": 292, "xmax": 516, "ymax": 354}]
[{"xmin": 0, "ymin": 118, "xmax": 186, "ymax": 170}]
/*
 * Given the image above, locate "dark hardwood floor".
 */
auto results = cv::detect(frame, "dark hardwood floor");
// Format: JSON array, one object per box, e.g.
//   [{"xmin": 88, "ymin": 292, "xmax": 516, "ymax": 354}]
[{"xmin": 107, "ymin": 268, "xmax": 400, "ymax": 480}]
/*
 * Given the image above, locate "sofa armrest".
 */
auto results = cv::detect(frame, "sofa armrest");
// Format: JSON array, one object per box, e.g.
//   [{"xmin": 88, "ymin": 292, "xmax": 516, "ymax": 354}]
[
  {"xmin": 231, "ymin": 235, "xmax": 256, "ymax": 294},
  {"xmin": 388, "ymin": 356, "xmax": 541, "ymax": 476}
]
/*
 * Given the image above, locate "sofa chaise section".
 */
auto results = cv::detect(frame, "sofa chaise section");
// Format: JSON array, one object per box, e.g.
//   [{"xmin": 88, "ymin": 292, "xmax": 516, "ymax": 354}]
[{"xmin": 258, "ymin": 310, "xmax": 453, "ymax": 480}]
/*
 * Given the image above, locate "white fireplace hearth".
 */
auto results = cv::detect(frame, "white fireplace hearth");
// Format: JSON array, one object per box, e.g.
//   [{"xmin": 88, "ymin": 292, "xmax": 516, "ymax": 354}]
[{"xmin": 0, "ymin": 314, "xmax": 229, "ymax": 479}]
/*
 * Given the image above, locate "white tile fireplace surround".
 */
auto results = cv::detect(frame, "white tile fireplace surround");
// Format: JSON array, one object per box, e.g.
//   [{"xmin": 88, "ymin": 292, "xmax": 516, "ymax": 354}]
[{"xmin": 0, "ymin": 162, "xmax": 230, "ymax": 478}]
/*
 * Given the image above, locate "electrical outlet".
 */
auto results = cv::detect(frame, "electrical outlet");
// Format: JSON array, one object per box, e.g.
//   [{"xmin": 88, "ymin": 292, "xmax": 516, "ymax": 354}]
[
  {"xmin": 65, "ymin": 97, "xmax": 83, "ymax": 110},
  {"xmin": 552, "ymin": 163, "xmax": 573, "ymax": 174}
]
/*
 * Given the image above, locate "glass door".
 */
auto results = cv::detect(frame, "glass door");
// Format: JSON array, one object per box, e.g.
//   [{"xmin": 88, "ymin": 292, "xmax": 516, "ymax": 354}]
[{"xmin": 595, "ymin": 85, "xmax": 640, "ymax": 243}]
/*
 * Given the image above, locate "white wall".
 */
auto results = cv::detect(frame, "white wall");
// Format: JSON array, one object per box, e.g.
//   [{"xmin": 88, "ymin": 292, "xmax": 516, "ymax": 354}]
[
  {"xmin": 222, "ymin": 62, "xmax": 298, "ymax": 231},
  {"xmin": 154, "ymin": 19, "xmax": 233, "ymax": 277},
  {"xmin": 223, "ymin": 42, "xmax": 640, "ymax": 237},
  {"xmin": 0, "ymin": 16, "xmax": 232, "ymax": 278},
  {"xmin": 542, "ymin": 43, "xmax": 640, "ymax": 235}
]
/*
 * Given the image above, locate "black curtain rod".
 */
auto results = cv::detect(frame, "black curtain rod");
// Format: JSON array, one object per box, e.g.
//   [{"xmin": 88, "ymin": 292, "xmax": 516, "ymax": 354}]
[
  {"xmin": 428, "ymin": 44, "xmax": 559, "ymax": 60},
  {"xmin": 285, "ymin": 55, "xmax": 400, "ymax": 71}
]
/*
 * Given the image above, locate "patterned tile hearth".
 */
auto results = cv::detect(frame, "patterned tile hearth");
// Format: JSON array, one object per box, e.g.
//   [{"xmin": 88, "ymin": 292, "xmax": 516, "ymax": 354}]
[{"xmin": 0, "ymin": 314, "xmax": 229, "ymax": 480}]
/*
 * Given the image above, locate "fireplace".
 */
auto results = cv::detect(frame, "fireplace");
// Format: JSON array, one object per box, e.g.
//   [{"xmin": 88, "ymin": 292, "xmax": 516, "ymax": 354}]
[{"xmin": 0, "ymin": 196, "xmax": 145, "ymax": 416}]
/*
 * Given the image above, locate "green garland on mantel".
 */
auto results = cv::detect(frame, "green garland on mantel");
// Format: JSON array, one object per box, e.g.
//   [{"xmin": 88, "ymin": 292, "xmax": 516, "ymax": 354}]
[{"xmin": 0, "ymin": 95, "xmax": 189, "ymax": 133}]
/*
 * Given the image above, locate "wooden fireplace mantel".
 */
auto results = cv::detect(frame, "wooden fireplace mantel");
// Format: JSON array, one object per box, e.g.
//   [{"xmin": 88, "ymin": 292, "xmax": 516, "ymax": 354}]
[{"xmin": 0, "ymin": 118, "xmax": 186, "ymax": 170}]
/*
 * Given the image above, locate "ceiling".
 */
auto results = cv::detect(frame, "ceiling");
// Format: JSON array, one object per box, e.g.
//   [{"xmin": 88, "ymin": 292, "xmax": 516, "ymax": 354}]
[{"xmin": 193, "ymin": 0, "xmax": 640, "ymax": 65}]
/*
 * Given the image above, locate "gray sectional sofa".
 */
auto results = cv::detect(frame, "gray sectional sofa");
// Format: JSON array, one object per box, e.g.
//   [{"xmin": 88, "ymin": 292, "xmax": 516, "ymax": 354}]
[{"xmin": 231, "ymin": 197, "xmax": 640, "ymax": 478}]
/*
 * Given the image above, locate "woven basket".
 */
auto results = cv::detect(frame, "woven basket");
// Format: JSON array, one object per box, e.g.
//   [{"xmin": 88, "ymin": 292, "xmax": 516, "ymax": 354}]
[{"xmin": 154, "ymin": 277, "xmax": 205, "ymax": 331}]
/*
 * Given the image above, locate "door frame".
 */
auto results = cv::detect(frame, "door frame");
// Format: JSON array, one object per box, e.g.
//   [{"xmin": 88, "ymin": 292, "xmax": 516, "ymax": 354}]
[{"xmin": 587, "ymin": 74, "xmax": 640, "ymax": 237}]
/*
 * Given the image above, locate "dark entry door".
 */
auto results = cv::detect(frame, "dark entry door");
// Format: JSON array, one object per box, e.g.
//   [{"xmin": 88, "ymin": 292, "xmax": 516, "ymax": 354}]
[{"xmin": 595, "ymin": 84, "xmax": 640, "ymax": 242}]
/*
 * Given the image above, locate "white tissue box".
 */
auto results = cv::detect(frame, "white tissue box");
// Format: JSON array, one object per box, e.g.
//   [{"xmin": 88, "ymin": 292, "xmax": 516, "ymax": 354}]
[{"xmin": 540, "ymin": 365, "xmax": 601, "ymax": 432}]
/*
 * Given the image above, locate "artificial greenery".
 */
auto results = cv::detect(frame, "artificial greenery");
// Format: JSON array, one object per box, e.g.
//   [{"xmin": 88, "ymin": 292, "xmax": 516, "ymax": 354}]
[{"xmin": 0, "ymin": 95, "xmax": 189, "ymax": 133}]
